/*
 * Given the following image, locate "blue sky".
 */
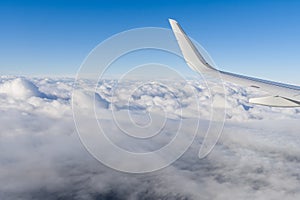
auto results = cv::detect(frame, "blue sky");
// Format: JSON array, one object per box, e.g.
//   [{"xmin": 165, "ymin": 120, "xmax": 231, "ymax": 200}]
[{"xmin": 1, "ymin": 0, "xmax": 300, "ymax": 84}]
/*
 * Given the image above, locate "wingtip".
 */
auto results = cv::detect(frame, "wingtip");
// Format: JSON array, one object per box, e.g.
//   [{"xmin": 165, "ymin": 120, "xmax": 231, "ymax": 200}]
[{"xmin": 168, "ymin": 18, "xmax": 178, "ymax": 25}]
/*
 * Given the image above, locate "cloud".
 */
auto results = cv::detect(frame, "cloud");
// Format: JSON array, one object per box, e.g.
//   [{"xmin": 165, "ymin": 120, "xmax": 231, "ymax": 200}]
[
  {"xmin": 0, "ymin": 76, "xmax": 299, "ymax": 199},
  {"xmin": 0, "ymin": 78, "xmax": 44, "ymax": 100}
]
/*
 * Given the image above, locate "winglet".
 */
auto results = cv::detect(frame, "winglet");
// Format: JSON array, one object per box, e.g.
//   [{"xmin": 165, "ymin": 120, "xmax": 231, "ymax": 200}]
[{"xmin": 168, "ymin": 19, "xmax": 216, "ymax": 74}]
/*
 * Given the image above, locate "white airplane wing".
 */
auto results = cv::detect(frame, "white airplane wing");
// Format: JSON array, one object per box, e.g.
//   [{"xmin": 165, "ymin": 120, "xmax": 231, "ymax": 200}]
[{"xmin": 169, "ymin": 19, "xmax": 300, "ymax": 107}]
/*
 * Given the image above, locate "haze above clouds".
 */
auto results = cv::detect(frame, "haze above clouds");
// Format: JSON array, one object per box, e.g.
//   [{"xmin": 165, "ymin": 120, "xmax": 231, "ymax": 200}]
[{"xmin": 0, "ymin": 76, "xmax": 300, "ymax": 200}]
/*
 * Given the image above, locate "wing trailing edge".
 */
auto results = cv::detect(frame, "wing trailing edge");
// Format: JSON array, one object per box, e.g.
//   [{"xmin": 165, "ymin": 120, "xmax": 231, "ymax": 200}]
[{"xmin": 249, "ymin": 96, "xmax": 300, "ymax": 107}]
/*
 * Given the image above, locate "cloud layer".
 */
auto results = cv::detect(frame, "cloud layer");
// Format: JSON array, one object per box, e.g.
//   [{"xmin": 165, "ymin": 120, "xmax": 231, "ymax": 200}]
[{"xmin": 0, "ymin": 76, "xmax": 299, "ymax": 200}]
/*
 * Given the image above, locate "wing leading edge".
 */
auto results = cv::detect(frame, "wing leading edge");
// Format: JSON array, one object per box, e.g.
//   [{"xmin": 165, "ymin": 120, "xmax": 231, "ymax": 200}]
[{"xmin": 169, "ymin": 19, "xmax": 300, "ymax": 107}]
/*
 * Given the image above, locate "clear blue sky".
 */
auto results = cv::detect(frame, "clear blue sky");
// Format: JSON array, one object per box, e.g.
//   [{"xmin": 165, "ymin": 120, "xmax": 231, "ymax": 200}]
[{"xmin": 1, "ymin": 0, "xmax": 300, "ymax": 84}]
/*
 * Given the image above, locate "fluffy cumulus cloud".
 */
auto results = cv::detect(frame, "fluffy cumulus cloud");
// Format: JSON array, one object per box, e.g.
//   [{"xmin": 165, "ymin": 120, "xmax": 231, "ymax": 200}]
[{"xmin": 0, "ymin": 76, "xmax": 300, "ymax": 200}]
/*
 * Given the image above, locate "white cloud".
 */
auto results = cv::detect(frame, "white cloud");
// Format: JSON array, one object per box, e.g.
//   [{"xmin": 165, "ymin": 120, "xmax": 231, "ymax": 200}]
[
  {"xmin": 0, "ymin": 76, "xmax": 300, "ymax": 199},
  {"xmin": 0, "ymin": 78, "xmax": 44, "ymax": 100}
]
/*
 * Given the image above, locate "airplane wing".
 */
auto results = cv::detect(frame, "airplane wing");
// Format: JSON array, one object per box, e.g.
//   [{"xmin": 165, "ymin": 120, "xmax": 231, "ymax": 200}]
[{"xmin": 169, "ymin": 19, "xmax": 300, "ymax": 107}]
